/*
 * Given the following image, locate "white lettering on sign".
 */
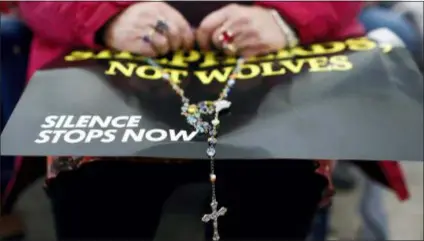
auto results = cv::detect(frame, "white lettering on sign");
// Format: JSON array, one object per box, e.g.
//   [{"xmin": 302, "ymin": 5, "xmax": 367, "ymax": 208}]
[
  {"xmin": 35, "ymin": 115, "xmax": 197, "ymax": 144},
  {"xmin": 40, "ymin": 115, "xmax": 142, "ymax": 129},
  {"xmin": 121, "ymin": 129, "xmax": 198, "ymax": 143}
]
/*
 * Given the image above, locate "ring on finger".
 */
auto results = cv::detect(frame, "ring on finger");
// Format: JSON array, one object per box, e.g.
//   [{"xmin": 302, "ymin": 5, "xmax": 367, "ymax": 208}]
[
  {"xmin": 147, "ymin": 28, "xmax": 170, "ymax": 55},
  {"xmin": 219, "ymin": 30, "xmax": 237, "ymax": 54},
  {"xmin": 218, "ymin": 30, "xmax": 235, "ymax": 44},
  {"xmin": 222, "ymin": 42, "xmax": 237, "ymax": 54},
  {"xmin": 142, "ymin": 28, "xmax": 157, "ymax": 44},
  {"xmin": 154, "ymin": 19, "xmax": 169, "ymax": 34}
]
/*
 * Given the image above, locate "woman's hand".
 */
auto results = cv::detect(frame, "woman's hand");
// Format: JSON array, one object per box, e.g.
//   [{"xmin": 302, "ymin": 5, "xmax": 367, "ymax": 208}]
[
  {"xmin": 104, "ymin": 2, "xmax": 194, "ymax": 57},
  {"xmin": 197, "ymin": 4, "xmax": 287, "ymax": 57}
]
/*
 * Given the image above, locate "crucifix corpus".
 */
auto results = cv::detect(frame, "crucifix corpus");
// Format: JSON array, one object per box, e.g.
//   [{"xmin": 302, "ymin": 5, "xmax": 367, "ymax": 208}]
[{"xmin": 202, "ymin": 200, "xmax": 228, "ymax": 241}]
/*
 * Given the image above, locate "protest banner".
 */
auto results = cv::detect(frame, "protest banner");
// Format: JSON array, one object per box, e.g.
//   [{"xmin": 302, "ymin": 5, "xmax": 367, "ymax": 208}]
[{"xmin": 2, "ymin": 37, "xmax": 422, "ymax": 160}]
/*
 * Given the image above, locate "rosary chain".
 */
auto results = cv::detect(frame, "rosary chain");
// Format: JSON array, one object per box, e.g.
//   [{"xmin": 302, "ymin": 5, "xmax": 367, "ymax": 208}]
[{"xmin": 145, "ymin": 55, "xmax": 245, "ymax": 241}]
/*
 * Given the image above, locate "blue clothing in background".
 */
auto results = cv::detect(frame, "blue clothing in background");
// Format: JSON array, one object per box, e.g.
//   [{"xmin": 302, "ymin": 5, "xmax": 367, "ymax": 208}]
[
  {"xmin": 1, "ymin": 17, "xmax": 31, "ymax": 126},
  {"xmin": 1, "ymin": 17, "xmax": 32, "ymax": 196},
  {"xmin": 360, "ymin": 6, "xmax": 421, "ymax": 53},
  {"xmin": 307, "ymin": 206, "xmax": 331, "ymax": 241}
]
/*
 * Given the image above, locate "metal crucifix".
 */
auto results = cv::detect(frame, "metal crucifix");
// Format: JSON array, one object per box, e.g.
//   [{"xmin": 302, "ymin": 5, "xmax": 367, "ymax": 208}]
[{"xmin": 202, "ymin": 200, "xmax": 227, "ymax": 241}]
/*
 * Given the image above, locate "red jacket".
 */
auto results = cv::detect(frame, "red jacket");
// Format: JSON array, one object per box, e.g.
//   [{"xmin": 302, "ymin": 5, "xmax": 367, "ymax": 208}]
[
  {"xmin": 0, "ymin": 2, "xmax": 9, "ymax": 13},
  {"xmin": 10, "ymin": 1, "xmax": 408, "ymax": 204},
  {"xmin": 19, "ymin": 1, "xmax": 366, "ymax": 78},
  {"xmin": 0, "ymin": 1, "xmax": 17, "ymax": 14}
]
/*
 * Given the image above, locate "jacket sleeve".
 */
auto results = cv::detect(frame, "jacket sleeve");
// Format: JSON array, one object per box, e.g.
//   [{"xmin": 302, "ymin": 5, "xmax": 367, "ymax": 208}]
[
  {"xmin": 255, "ymin": 2, "xmax": 363, "ymax": 44},
  {"xmin": 19, "ymin": 2, "xmax": 132, "ymax": 48}
]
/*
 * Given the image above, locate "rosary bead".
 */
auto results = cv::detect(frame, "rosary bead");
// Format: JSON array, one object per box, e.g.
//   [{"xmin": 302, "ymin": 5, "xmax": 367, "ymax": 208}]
[
  {"xmin": 188, "ymin": 104, "xmax": 197, "ymax": 114},
  {"xmin": 237, "ymin": 58, "xmax": 245, "ymax": 65},
  {"xmin": 206, "ymin": 147, "xmax": 216, "ymax": 157},
  {"xmin": 208, "ymin": 137, "xmax": 217, "ymax": 145},
  {"xmin": 181, "ymin": 105, "xmax": 188, "ymax": 112},
  {"xmin": 186, "ymin": 116, "xmax": 197, "ymax": 125},
  {"xmin": 210, "ymin": 174, "xmax": 217, "ymax": 182},
  {"xmin": 212, "ymin": 119, "xmax": 220, "ymax": 126},
  {"xmin": 162, "ymin": 72, "xmax": 170, "ymax": 79}
]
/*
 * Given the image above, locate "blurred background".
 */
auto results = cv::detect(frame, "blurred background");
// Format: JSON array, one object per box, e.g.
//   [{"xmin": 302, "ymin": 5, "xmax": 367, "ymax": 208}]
[{"xmin": 1, "ymin": 1, "xmax": 423, "ymax": 240}]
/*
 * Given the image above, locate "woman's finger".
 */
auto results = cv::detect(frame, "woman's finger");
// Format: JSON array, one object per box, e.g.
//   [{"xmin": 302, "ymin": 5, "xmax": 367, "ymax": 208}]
[
  {"xmin": 232, "ymin": 30, "xmax": 262, "ymax": 51},
  {"xmin": 115, "ymin": 25, "xmax": 157, "ymax": 57},
  {"xmin": 212, "ymin": 17, "xmax": 252, "ymax": 56},
  {"xmin": 161, "ymin": 19, "xmax": 181, "ymax": 51},
  {"xmin": 239, "ymin": 44, "xmax": 268, "ymax": 58},
  {"xmin": 197, "ymin": 5, "xmax": 231, "ymax": 50},
  {"xmin": 181, "ymin": 26, "xmax": 195, "ymax": 51},
  {"xmin": 164, "ymin": 8, "xmax": 194, "ymax": 50},
  {"xmin": 136, "ymin": 28, "xmax": 158, "ymax": 57},
  {"xmin": 145, "ymin": 27, "xmax": 170, "ymax": 56},
  {"xmin": 159, "ymin": 9, "xmax": 183, "ymax": 51}
]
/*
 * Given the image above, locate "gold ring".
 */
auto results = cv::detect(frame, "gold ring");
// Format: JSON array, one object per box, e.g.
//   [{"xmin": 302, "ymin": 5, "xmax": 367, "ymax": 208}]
[
  {"xmin": 223, "ymin": 42, "xmax": 237, "ymax": 54},
  {"xmin": 154, "ymin": 19, "xmax": 169, "ymax": 34},
  {"xmin": 142, "ymin": 28, "xmax": 156, "ymax": 44}
]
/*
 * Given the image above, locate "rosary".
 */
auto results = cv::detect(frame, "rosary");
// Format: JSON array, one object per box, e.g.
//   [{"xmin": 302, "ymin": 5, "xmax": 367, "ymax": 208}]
[
  {"xmin": 143, "ymin": 27, "xmax": 243, "ymax": 241},
  {"xmin": 144, "ymin": 55, "xmax": 243, "ymax": 240}
]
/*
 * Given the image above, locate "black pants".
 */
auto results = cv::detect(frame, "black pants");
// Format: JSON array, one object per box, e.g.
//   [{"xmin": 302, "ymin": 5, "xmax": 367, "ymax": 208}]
[{"xmin": 47, "ymin": 160, "xmax": 327, "ymax": 241}]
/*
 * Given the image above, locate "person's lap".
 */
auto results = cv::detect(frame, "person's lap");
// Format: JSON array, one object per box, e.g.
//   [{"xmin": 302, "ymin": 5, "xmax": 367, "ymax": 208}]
[{"xmin": 47, "ymin": 160, "xmax": 326, "ymax": 240}]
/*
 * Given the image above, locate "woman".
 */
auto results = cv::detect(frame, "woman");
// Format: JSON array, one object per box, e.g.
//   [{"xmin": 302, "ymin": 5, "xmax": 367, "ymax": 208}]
[{"xmin": 14, "ymin": 1, "xmax": 408, "ymax": 240}]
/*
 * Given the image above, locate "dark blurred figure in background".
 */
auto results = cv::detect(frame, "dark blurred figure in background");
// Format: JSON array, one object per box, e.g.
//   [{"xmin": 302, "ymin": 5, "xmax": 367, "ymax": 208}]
[
  {"xmin": 309, "ymin": 1, "xmax": 421, "ymax": 240},
  {"xmin": 0, "ymin": 1, "xmax": 32, "ymax": 240},
  {"xmin": 360, "ymin": 1, "xmax": 423, "ymax": 70}
]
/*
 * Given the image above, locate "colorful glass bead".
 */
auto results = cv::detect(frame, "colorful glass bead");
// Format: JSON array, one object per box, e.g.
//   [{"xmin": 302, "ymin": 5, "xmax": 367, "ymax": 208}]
[
  {"xmin": 197, "ymin": 126, "xmax": 205, "ymax": 133},
  {"xmin": 237, "ymin": 58, "xmax": 245, "ymax": 65},
  {"xmin": 206, "ymin": 147, "xmax": 216, "ymax": 157},
  {"xmin": 210, "ymin": 129, "xmax": 217, "ymax": 136},
  {"xmin": 197, "ymin": 122, "xmax": 210, "ymax": 133},
  {"xmin": 200, "ymin": 105, "xmax": 209, "ymax": 114},
  {"xmin": 212, "ymin": 119, "xmax": 220, "ymax": 126},
  {"xmin": 210, "ymin": 174, "xmax": 217, "ymax": 182},
  {"xmin": 208, "ymin": 137, "xmax": 217, "ymax": 145},
  {"xmin": 188, "ymin": 104, "xmax": 198, "ymax": 114},
  {"xmin": 186, "ymin": 116, "xmax": 197, "ymax": 125},
  {"xmin": 181, "ymin": 104, "xmax": 188, "ymax": 112}
]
